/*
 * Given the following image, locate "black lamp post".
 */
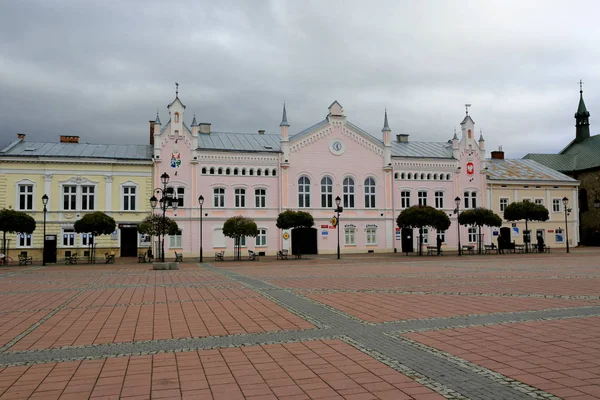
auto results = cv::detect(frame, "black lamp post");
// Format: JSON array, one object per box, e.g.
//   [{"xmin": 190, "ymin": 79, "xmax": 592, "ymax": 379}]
[
  {"xmin": 198, "ymin": 195, "xmax": 204, "ymax": 263},
  {"xmin": 149, "ymin": 173, "xmax": 177, "ymax": 262},
  {"xmin": 454, "ymin": 196, "xmax": 461, "ymax": 256},
  {"xmin": 42, "ymin": 194, "xmax": 48, "ymax": 266},
  {"xmin": 335, "ymin": 196, "xmax": 343, "ymax": 260},
  {"xmin": 562, "ymin": 197, "xmax": 570, "ymax": 253}
]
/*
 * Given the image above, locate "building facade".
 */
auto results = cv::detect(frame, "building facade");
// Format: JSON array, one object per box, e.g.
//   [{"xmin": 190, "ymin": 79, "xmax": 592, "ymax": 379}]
[{"xmin": 0, "ymin": 135, "xmax": 153, "ymax": 261}]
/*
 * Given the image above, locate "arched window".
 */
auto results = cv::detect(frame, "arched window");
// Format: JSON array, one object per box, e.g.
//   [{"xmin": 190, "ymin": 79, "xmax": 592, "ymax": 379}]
[
  {"xmin": 407, "ymin": 173, "xmax": 412, "ymax": 179},
  {"xmin": 343, "ymin": 177, "xmax": 355, "ymax": 208},
  {"xmin": 364, "ymin": 177, "xmax": 376, "ymax": 208},
  {"xmin": 174, "ymin": 112, "xmax": 180, "ymax": 123},
  {"xmin": 218, "ymin": 168, "xmax": 223, "ymax": 175},
  {"xmin": 241, "ymin": 168, "xmax": 246, "ymax": 176},
  {"xmin": 439, "ymin": 174, "xmax": 444, "ymax": 181},
  {"xmin": 427, "ymin": 173, "xmax": 431, "ymax": 180},
  {"xmin": 321, "ymin": 176, "xmax": 333, "ymax": 208},
  {"xmin": 264, "ymin": 169, "xmax": 269, "ymax": 176},
  {"xmin": 420, "ymin": 173, "xmax": 425, "ymax": 180},
  {"xmin": 202, "ymin": 167, "xmax": 207, "ymax": 174},
  {"xmin": 446, "ymin": 173, "xmax": 451, "ymax": 180},
  {"xmin": 249, "ymin": 169, "xmax": 254, "ymax": 176},
  {"xmin": 226, "ymin": 168, "xmax": 231, "ymax": 175},
  {"xmin": 414, "ymin": 174, "xmax": 418, "ymax": 180},
  {"xmin": 233, "ymin": 168, "xmax": 239, "ymax": 175},
  {"xmin": 257, "ymin": 169, "xmax": 262, "ymax": 176},
  {"xmin": 401, "ymin": 173, "xmax": 406, "ymax": 179},
  {"xmin": 394, "ymin": 172, "xmax": 398, "ymax": 179},
  {"xmin": 298, "ymin": 176, "xmax": 311, "ymax": 208},
  {"xmin": 209, "ymin": 167, "xmax": 215, "ymax": 175},
  {"xmin": 272, "ymin": 169, "xmax": 277, "ymax": 176},
  {"xmin": 434, "ymin": 173, "xmax": 438, "ymax": 180}
]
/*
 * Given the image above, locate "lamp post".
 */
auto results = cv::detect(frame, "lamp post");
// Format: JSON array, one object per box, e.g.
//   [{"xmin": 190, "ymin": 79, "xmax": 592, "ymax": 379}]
[
  {"xmin": 149, "ymin": 173, "xmax": 178, "ymax": 262},
  {"xmin": 334, "ymin": 196, "xmax": 343, "ymax": 260},
  {"xmin": 454, "ymin": 196, "xmax": 461, "ymax": 256},
  {"xmin": 198, "ymin": 195, "xmax": 204, "ymax": 263},
  {"xmin": 42, "ymin": 194, "xmax": 48, "ymax": 266},
  {"xmin": 562, "ymin": 197, "xmax": 570, "ymax": 253}
]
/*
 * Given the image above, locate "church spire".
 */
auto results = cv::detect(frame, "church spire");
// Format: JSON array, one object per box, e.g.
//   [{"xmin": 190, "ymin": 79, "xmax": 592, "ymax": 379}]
[
  {"xmin": 381, "ymin": 109, "xmax": 391, "ymax": 132},
  {"xmin": 575, "ymin": 79, "xmax": 590, "ymax": 143},
  {"xmin": 280, "ymin": 103, "xmax": 290, "ymax": 127},
  {"xmin": 191, "ymin": 114, "xmax": 198, "ymax": 127},
  {"xmin": 154, "ymin": 109, "xmax": 161, "ymax": 125}
]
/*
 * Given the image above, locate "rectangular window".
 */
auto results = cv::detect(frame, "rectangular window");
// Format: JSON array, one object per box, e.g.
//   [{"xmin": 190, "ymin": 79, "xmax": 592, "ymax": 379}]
[
  {"xmin": 522, "ymin": 198, "xmax": 531, "ymax": 203},
  {"xmin": 63, "ymin": 186, "xmax": 77, "ymax": 210},
  {"xmin": 552, "ymin": 199, "xmax": 561, "ymax": 212},
  {"xmin": 255, "ymin": 229, "xmax": 267, "ymax": 246},
  {"xmin": 437, "ymin": 230, "xmax": 446, "ymax": 243},
  {"xmin": 236, "ymin": 236, "xmax": 247, "ymax": 247},
  {"xmin": 344, "ymin": 228, "xmax": 356, "ymax": 245},
  {"xmin": 235, "ymin": 188, "xmax": 246, "ymax": 208},
  {"xmin": 500, "ymin": 198, "xmax": 509, "ymax": 212},
  {"xmin": 471, "ymin": 192, "xmax": 477, "ymax": 208},
  {"xmin": 176, "ymin": 187, "xmax": 185, "ymax": 207},
  {"xmin": 18, "ymin": 185, "xmax": 34, "ymax": 210},
  {"xmin": 468, "ymin": 227, "xmax": 477, "ymax": 243},
  {"xmin": 400, "ymin": 191, "xmax": 410, "ymax": 208},
  {"xmin": 81, "ymin": 186, "xmax": 95, "ymax": 210},
  {"xmin": 434, "ymin": 191, "xmax": 444, "ymax": 209},
  {"xmin": 214, "ymin": 188, "xmax": 225, "ymax": 208},
  {"xmin": 63, "ymin": 229, "xmax": 75, "ymax": 247},
  {"xmin": 418, "ymin": 191, "xmax": 427, "ymax": 206},
  {"xmin": 534, "ymin": 198, "xmax": 543, "ymax": 205},
  {"xmin": 421, "ymin": 228, "xmax": 429, "ymax": 245},
  {"xmin": 169, "ymin": 230, "xmax": 182, "ymax": 248},
  {"xmin": 366, "ymin": 227, "xmax": 377, "ymax": 245},
  {"xmin": 255, "ymin": 189, "xmax": 266, "ymax": 208},
  {"xmin": 123, "ymin": 186, "xmax": 136, "ymax": 211},
  {"xmin": 464, "ymin": 191, "xmax": 469, "ymax": 209},
  {"xmin": 18, "ymin": 233, "xmax": 32, "ymax": 247},
  {"xmin": 81, "ymin": 233, "xmax": 93, "ymax": 246}
]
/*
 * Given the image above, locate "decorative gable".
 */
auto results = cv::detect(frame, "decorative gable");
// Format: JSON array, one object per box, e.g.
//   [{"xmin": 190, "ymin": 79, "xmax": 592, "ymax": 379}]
[{"xmin": 328, "ymin": 101, "xmax": 344, "ymax": 117}]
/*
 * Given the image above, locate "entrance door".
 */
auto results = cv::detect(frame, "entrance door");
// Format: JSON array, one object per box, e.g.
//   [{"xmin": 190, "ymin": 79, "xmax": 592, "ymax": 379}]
[
  {"xmin": 291, "ymin": 228, "xmax": 318, "ymax": 255},
  {"xmin": 120, "ymin": 228, "xmax": 138, "ymax": 257},
  {"xmin": 401, "ymin": 228, "xmax": 413, "ymax": 253},
  {"xmin": 44, "ymin": 235, "xmax": 57, "ymax": 263}
]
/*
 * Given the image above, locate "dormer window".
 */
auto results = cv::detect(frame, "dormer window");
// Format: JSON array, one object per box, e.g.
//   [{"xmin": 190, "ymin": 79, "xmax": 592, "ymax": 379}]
[
  {"xmin": 174, "ymin": 112, "xmax": 180, "ymax": 123},
  {"xmin": 468, "ymin": 129, "xmax": 472, "ymax": 139}
]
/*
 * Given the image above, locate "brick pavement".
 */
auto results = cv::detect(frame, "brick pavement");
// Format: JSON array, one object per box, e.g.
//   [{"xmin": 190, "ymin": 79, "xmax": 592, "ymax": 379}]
[{"xmin": 0, "ymin": 250, "xmax": 597, "ymax": 399}]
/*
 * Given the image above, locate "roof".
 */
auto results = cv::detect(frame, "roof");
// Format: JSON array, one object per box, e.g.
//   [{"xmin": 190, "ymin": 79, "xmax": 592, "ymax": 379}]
[
  {"xmin": 524, "ymin": 133, "xmax": 600, "ymax": 172},
  {"xmin": 391, "ymin": 141, "xmax": 453, "ymax": 158},
  {"xmin": 486, "ymin": 158, "xmax": 577, "ymax": 182},
  {"xmin": 196, "ymin": 132, "xmax": 281, "ymax": 153},
  {"xmin": 0, "ymin": 140, "xmax": 153, "ymax": 160}
]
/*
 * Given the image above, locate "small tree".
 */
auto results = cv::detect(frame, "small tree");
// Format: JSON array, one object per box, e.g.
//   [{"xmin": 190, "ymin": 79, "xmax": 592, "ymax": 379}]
[
  {"xmin": 276, "ymin": 210, "xmax": 315, "ymax": 258},
  {"xmin": 223, "ymin": 216, "xmax": 258, "ymax": 260},
  {"xmin": 138, "ymin": 214, "xmax": 179, "ymax": 260},
  {"xmin": 0, "ymin": 209, "xmax": 36, "ymax": 260},
  {"xmin": 74, "ymin": 212, "xmax": 116, "ymax": 263},
  {"xmin": 396, "ymin": 206, "xmax": 450, "ymax": 256},
  {"xmin": 458, "ymin": 208, "xmax": 502, "ymax": 254},
  {"xmin": 504, "ymin": 202, "xmax": 549, "ymax": 252}
]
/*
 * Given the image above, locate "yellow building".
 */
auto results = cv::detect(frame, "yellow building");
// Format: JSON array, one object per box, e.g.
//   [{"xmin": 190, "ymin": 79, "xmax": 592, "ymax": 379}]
[
  {"xmin": 485, "ymin": 149, "xmax": 579, "ymax": 250},
  {"xmin": 0, "ymin": 134, "xmax": 153, "ymax": 262}
]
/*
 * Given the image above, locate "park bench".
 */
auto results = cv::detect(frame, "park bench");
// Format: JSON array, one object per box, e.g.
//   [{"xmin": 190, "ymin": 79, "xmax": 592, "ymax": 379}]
[
  {"xmin": 174, "ymin": 252, "xmax": 183, "ymax": 262},
  {"xmin": 277, "ymin": 249, "xmax": 289, "ymax": 260},
  {"xmin": 426, "ymin": 246, "xmax": 441, "ymax": 256},
  {"xmin": 105, "ymin": 252, "xmax": 115, "ymax": 264},
  {"xmin": 484, "ymin": 244, "xmax": 498, "ymax": 254},
  {"xmin": 138, "ymin": 253, "xmax": 146, "ymax": 263},
  {"xmin": 248, "ymin": 250, "xmax": 259, "ymax": 261},
  {"xmin": 18, "ymin": 253, "xmax": 33, "ymax": 265},
  {"xmin": 461, "ymin": 245, "xmax": 475, "ymax": 255},
  {"xmin": 66, "ymin": 253, "xmax": 78, "ymax": 265},
  {"xmin": 214, "ymin": 250, "xmax": 224, "ymax": 261}
]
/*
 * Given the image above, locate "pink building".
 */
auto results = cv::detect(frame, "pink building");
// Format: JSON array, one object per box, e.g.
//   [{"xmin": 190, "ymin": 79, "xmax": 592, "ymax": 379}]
[{"xmin": 152, "ymin": 93, "xmax": 489, "ymax": 258}]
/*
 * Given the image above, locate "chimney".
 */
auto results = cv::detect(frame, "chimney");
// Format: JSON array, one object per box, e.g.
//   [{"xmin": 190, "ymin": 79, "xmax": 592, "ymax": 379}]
[
  {"xmin": 258, "ymin": 129, "xmax": 265, "ymax": 135},
  {"xmin": 149, "ymin": 120, "xmax": 155, "ymax": 145},
  {"xmin": 199, "ymin": 123, "xmax": 211, "ymax": 134},
  {"xmin": 491, "ymin": 145, "xmax": 504, "ymax": 160},
  {"xmin": 59, "ymin": 135, "xmax": 79, "ymax": 143},
  {"xmin": 17, "ymin": 133, "xmax": 26, "ymax": 141},
  {"xmin": 396, "ymin": 134, "xmax": 409, "ymax": 143}
]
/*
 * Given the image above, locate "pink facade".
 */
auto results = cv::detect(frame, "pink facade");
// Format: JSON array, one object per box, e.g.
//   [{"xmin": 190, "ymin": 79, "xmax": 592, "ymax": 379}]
[{"xmin": 153, "ymin": 96, "xmax": 487, "ymax": 257}]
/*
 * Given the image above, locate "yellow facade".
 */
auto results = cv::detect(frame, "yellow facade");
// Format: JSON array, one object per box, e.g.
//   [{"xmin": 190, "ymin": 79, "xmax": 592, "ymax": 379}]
[{"xmin": 0, "ymin": 156, "xmax": 153, "ymax": 262}]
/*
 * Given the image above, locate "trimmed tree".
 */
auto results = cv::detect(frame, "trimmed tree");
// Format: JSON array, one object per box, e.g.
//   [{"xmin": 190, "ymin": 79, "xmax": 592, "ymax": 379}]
[
  {"xmin": 276, "ymin": 210, "xmax": 315, "ymax": 258},
  {"xmin": 396, "ymin": 206, "xmax": 450, "ymax": 256},
  {"xmin": 74, "ymin": 212, "xmax": 116, "ymax": 263},
  {"xmin": 138, "ymin": 214, "xmax": 180, "ymax": 260},
  {"xmin": 458, "ymin": 208, "xmax": 502, "ymax": 254},
  {"xmin": 0, "ymin": 209, "xmax": 36, "ymax": 261},
  {"xmin": 503, "ymin": 201, "xmax": 549, "ymax": 252},
  {"xmin": 223, "ymin": 216, "xmax": 258, "ymax": 261}
]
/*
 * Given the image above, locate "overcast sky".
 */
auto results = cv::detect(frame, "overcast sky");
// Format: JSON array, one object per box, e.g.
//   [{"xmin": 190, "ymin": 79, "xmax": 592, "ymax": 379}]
[{"xmin": 1, "ymin": 0, "xmax": 599, "ymax": 158}]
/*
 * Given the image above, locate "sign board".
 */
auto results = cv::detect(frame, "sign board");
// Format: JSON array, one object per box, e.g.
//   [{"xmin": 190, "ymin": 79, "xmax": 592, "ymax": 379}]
[
  {"xmin": 322, "ymin": 231, "xmax": 328, "ymax": 236},
  {"xmin": 493, "ymin": 231, "xmax": 499, "ymax": 236},
  {"xmin": 321, "ymin": 224, "xmax": 329, "ymax": 229},
  {"xmin": 283, "ymin": 232, "xmax": 290, "ymax": 240},
  {"xmin": 512, "ymin": 227, "xmax": 519, "ymax": 237},
  {"xmin": 119, "ymin": 224, "xmax": 138, "ymax": 229},
  {"xmin": 331, "ymin": 216, "xmax": 337, "ymax": 227},
  {"xmin": 548, "ymin": 230, "xmax": 554, "ymax": 233}
]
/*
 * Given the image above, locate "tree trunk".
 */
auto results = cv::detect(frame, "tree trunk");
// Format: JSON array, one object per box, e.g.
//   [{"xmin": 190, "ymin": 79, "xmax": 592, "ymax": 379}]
[
  {"xmin": 419, "ymin": 227, "xmax": 423, "ymax": 256},
  {"xmin": 2, "ymin": 231, "xmax": 5, "ymax": 264},
  {"xmin": 525, "ymin": 219, "xmax": 529, "ymax": 253},
  {"xmin": 478, "ymin": 225, "xmax": 482, "ymax": 254}
]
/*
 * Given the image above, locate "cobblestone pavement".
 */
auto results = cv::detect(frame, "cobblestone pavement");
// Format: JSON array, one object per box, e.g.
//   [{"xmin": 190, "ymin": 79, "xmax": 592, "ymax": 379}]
[{"xmin": 0, "ymin": 250, "xmax": 599, "ymax": 399}]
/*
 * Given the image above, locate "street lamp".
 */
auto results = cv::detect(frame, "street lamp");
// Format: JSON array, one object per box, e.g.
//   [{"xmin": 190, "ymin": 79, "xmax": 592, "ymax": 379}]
[
  {"xmin": 149, "ymin": 172, "xmax": 178, "ymax": 262},
  {"xmin": 334, "ymin": 196, "xmax": 343, "ymax": 260},
  {"xmin": 562, "ymin": 197, "xmax": 570, "ymax": 253},
  {"xmin": 454, "ymin": 196, "xmax": 461, "ymax": 256},
  {"xmin": 198, "ymin": 195, "xmax": 204, "ymax": 263},
  {"xmin": 42, "ymin": 194, "xmax": 48, "ymax": 266}
]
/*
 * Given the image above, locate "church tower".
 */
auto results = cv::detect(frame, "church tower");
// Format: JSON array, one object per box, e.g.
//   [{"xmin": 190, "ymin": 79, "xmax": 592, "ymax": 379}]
[{"xmin": 575, "ymin": 80, "xmax": 591, "ymax": 143}]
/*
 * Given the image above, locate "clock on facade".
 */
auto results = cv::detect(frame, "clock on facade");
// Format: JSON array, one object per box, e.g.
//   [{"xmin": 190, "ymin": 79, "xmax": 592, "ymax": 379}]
[{"xmin": 329, "ymin": 139, "xmax": 345, "ymax": 155}]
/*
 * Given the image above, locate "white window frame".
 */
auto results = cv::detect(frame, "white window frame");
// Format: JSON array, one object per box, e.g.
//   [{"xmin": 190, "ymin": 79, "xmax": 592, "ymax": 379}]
[
  {"xmin": 468, "ymin": 227, "xmax": 477, "ymax": 243},
  {"xmin": 214, "ymin": 188, "xmax": 225, "ymax": 208},
  {"xmin": 81, "ymin": 233, "xmax": 93, "ymax": 247},
  {"xmin": 81, "ymin": 185, "xmax": 95, "ymax": 211},
  {"xmin": 464, "ymin": 191, "xmax": 477, "ymax": 209},
  {"xmin": 400, "ymin": 190, "xmax": 411, "ymax": 208},
  {"xmin": 421, "ymin": 228, "xmax": 429, "ymax": 245},
  {"xmin": 365, "ymin": 227, "xmax": 377, "ymax": 245},
  {"xmin": 321, "ymin": 176, "xmax": 333, "ymax": 208},
  {"xmin": 522, "ymin": 198, "xmax": 532, "ymax": 203},
  {"xmin": 255, "ymin": 228, "xmax": 267, "ymax": 246},
  {"xmin": 169, "ymin": 229, "xmax": 183, "ymax": 248},
  {"xmin": 437, "ymin": 230, "xmax": 446, "ymax": 243},
  {"xmin": 63, "ymin": 185, "xmax": 78, "ymax": 211},
  {"xmin": 298, "ymin": 176, "xmax": 311, "ymax": 208},
  {"xmin": 236, "ymin": 236, "xmax": 247, "ymax": 247},
  {"xmin": 364, "ymin": 177, "xmax": 376, "ymax": 209},
  {"xmin": 434, "ymin": 191, "xmax": 444, "ymax": 209},
  {"xmin": 255, "ymin": 188, "xmax": 266, "ymax": 208},
  {"xmin": 500, "ymin": 198, "xmax": 509, "ymax": 212},
  {"xmin": 343, "ymin": 177, "xmax": 355, "ymax": 208},
  {"xmin": 534, "ymin": 198, "xmax": 544, "ymax": 206},
  {"xmin": 62, "ymin": 228, "xmax": 75, "ymax": 247},
  {"xmin": 16, "ymin": 180, "xmax": 35, "ymax": 211},
  {"xmin": 418, "ymin": 191, "xmax": 428, "ymax": 206},
  {"xmin": 344, "ymin": 227, "xmax": 356, "ymax": 245},
  {"xmin": 176, "ymin": 187, "xmax": 185, "ymax": 208},
  {"xmin": 121, "ymin": 182, "xmax": 139, "ymax": 211},
  {"xmin": 17, "ymin": 233, "xmax": 32, "ymax": 248},
  {"xmin": 552, "ymin": 198, "xmax": 561, "ymax": 213},
  {"xmin": 234, "ymin": 188, "xmax": 246, "ymax": 208}
]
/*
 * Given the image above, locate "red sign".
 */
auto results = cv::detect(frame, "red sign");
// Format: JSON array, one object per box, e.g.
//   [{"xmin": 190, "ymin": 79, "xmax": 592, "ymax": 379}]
[
  {"xmin": 466, "ymin": 162, "xmax": 475, "ymax": 175},
  {"xmin": 321, "ymin": 224, "xmax": 329, "ymax": 228},
  {"xmin": 548, "ymin": 230, "xmax": 554, "ymax": 233}
]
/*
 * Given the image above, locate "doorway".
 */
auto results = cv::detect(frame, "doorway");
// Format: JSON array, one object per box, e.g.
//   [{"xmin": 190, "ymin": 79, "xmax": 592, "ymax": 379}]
[
  {"xmin": 120, "ymin": 227, "xmax": 138, "ymax": 257},
  {"xmin": 291, "ymin": 228, "xmax": 318, "ymax": 255},
  {"xmin": 401, "ymin": 228, "xmax": 413, "ymax": 253},
  {"xmin": 43, "ymin": 235, "xmax": 57, "ymax": 263}
]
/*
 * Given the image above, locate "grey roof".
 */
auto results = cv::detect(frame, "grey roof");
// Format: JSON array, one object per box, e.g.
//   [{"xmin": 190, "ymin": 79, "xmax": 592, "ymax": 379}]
[
  {"xmin": 391, "ymin": 141, "xmax": 453, "ymax": 158},
  {"xmin": 191, "ymin": 115, "xmax": 197, "ymax": 127},
  {"xmin": 0, "ymin": 140, "xmax": 153, "ymax": 160},
  {"xmin": 486, "ymin": 158, "xmax": 577, "ymax": 182},
  {"xmin": 524, "ymin": 133, "xmax": 600, "ymax": 172},
  {"xmin": 280, "ymin": 104, "xmax": 289, "ymax": 127},
  {"xmin": 290, "ymin": 119, "xmax": 329, "ymax": 140},
  {"xmin": 154, "ymin": 112, "xmax": 161, "ymax": 124},
  {"xmin": 196, "ymin": 132, "xmax": 281, "ymax": 153}
]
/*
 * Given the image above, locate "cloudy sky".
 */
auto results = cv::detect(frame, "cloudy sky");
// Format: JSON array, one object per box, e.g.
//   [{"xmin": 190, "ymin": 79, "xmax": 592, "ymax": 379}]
[{"xmin": 1, "ymin": 0, "xmax": 598, "ymax": 158}]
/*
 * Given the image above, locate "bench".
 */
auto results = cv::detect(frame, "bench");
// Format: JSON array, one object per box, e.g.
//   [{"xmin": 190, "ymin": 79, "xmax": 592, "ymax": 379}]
[
  {"xmin": 533, "ymin": 245, "xmax": 551, "ymax": 253},
  {"xmin": 174, "ymin": 252, "xmax": 183, "ymax": 262},
  {"xmin": 214, "ymin": 250, "xmax": 224, "ymax": 261},
  {"xmin": 484, "ymin": 245, "xmax": 498, "ymax": 254},
  {"xmin": 277, "ymin": 249, "xmax": 289, "ymax": 260},
  {"xmin": 514, "ymin": 244, "xmax": 525, "ymax": 254},
  {"xmin": 18, "ymin": 253, "xmax": 33, "ymax": 266},
  {"xmin": 138, "ymin": 253, "xmax": 147, "ymax": 263},
  {"xmin": 248, "ymin": 250, "xmax": 259, "ymax": 261},
  {"xmin": 66, "ymin": 253, "xmax": 78, "ymax": 265},
  {"xmin": 461, "ymin": 245, "xmax": 475, "ymax": 255},
  {"xmin": 426, "ymin": 246, "xmax": 442, "ymax": 256},
  {"xmin": 105, "ymin": 253, "xmax": 115, "ymax": 264}
]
